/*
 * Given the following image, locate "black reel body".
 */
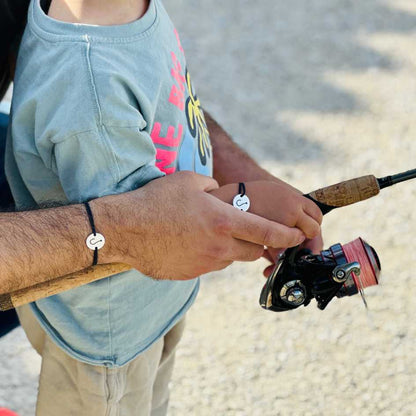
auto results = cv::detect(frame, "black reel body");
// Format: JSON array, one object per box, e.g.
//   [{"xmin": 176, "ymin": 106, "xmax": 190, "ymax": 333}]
[{"xmin": 259, "ymin": 239, "xmax": 380, "ymax": 312}]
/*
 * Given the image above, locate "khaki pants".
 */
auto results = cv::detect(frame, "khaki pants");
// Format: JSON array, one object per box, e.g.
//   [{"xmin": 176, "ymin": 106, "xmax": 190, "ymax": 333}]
[{"xmin": 17, "ymin": 305, "xmax": 185, "ymax": 416}]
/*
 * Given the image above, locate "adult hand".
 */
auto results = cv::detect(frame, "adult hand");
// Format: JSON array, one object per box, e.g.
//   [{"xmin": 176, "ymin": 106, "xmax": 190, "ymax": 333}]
[{"xmin": 95, "ymin": 171, "xmax": 306, "ymax": 280}]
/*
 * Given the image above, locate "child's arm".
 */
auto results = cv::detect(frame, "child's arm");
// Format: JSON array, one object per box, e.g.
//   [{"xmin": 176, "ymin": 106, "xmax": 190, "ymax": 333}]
[
  {"xmin": 206, "ymin": 111, "xmax": 323, "ymax": 235},
  {"xmin": 210, "ymin": 181, "xmax": 322, "ymax": 240},
  {"xmin": 206, "ymin": 110, "xmax": 323, "ymax": 275}
]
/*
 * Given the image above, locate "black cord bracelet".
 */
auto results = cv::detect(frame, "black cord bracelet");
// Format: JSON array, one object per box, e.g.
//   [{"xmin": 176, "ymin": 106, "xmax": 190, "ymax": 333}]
[
  {"xmin": 238, "ymin": 182, "xmax": 246, "ymax": 197},
  {"xmin": 84, "ymin": 201, "xmax": 105, "ymax": 266}
]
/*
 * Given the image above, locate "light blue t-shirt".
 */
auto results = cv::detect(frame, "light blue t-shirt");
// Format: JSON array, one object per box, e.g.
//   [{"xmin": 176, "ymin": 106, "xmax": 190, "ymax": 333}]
[{"xmin": 6, "ymin": 0, "xmax": 213, "ymax": 367}]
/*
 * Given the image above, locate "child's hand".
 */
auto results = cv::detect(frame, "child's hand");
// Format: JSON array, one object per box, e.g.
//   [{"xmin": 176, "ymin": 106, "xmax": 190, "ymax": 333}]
[
  {"xmin": 210, "ymin": 180, "xmax": 324, "ymax": 277},
  {"xmin": 210, "ymin": 180, "xmax": 323, "ymax": 239}
]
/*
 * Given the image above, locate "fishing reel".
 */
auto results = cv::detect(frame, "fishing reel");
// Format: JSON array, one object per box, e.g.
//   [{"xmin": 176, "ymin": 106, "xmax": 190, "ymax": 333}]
[{"xmin": 259, "ymin": 238, "xmax": 381, "ymax": 312}]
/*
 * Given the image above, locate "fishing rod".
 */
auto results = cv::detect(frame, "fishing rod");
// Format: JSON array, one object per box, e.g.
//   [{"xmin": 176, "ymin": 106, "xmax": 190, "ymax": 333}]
[
  {"xmin": 0, "ymin": 169, "xmax": 415, "ymax": 312},
  {"xmin": 304, "ymin": 168, "xmax": 416, "ymax": 214},
  {"xmin": 259, "ymin": 168, "xmax": 416, "ymax": 312}
]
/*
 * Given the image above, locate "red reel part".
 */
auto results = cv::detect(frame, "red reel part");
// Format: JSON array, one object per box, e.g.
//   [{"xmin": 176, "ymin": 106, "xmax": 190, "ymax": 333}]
[{"xmin": 342, "ymin": 237, "xmax": 380, "ymax": 290}]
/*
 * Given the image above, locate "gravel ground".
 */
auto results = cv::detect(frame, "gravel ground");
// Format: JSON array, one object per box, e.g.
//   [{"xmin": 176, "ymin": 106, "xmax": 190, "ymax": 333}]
[{"xmin": 1, "ymin": 0, "xmax": 415, "ymax": 415}]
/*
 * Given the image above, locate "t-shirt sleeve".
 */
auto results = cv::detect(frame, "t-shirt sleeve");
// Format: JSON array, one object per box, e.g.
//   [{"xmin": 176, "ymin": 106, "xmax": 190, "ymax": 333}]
[
  {"xmin": 52, "ymin": 124, "xmax": 164, "ymax": 203},
  {"xmin": 12, "ymin": 33, "xmax": 165, "ymax": 204}
]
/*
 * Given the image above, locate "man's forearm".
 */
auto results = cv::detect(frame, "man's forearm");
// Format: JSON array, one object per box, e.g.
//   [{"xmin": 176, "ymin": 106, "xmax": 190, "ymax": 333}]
[
  {"xmin": 0, "ymin": 204, "xmax": 94, "ymax": 293},
  {"xmin": 0, "ymin": 198, "xmax": 123, "ymax": 294}
]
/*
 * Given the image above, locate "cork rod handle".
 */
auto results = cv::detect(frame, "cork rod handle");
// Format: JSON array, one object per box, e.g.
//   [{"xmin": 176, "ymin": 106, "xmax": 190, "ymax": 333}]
[{"xmin": 308, "ymin": 175, "xmax": 380, "ymax": 208}]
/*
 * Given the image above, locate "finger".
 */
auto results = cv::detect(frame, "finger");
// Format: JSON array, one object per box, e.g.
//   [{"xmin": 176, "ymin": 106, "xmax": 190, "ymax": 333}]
[
  {"xmin": 229, "ymin": 208, "xmax": 306, "ymax": 249},
  {"xmin": 209, "ymin": 183, "xmax": 235, "ymax": 204},
  {"xmin": 295, "ymin": 214, "xmax": 321, "ymax": 239},
  {"xmin": 195, "ymin": 173, "xmax": 219, "ymax": 192},
  {"xmin": 301, "ymin": 234, "xmax": 324, "ymax": 254},
  {"xmin": 266, "ymin": 247, "xmax": 285, "ymax": 263},
  {"xmin": 227, "ymin": 240, "xmax": 266, "ymax": 262},
  {"xmin": 179, "ymin": 171, "xmax": 219, "ymax": 192},
  {"xmin": 303, "ymin": 198, "xmax": 324, "ymax": 224},
  {"xmin": 263, "ymin": 265, "xmax": 275, "ymax": 278}
]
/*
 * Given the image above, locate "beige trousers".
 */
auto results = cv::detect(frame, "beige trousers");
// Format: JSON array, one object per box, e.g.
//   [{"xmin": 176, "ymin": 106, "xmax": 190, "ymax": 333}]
[{"xmin": 17, "ymin": 305, "xmax": 185, "ymax": 416}]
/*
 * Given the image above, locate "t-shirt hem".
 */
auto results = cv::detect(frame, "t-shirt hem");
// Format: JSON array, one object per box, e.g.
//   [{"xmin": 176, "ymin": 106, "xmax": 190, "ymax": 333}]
[{"xmin": 29, "ymin": 278, "xmax": 200, "ymax": 367}]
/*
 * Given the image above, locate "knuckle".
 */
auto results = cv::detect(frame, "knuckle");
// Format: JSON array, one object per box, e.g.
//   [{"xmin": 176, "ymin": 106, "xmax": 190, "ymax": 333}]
[
  {"xmin": 312, "ymin": 207, "xmax": 323, "ymax": 224},
  {"xmin": 286, "ymin": 211, "xmax": 299, "ymax": 227},
  {"xmin": 305, "ymin": 200, "xmax": 324, "ymax": 223},
  {"xmin": 212, "ymin": 215, "xmax": 233, "ymax": 236}
]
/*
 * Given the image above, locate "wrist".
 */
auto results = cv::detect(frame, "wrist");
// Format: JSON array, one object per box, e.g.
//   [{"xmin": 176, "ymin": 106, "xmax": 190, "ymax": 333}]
[
  {"xmin": 89, "ymin": 188, "xmax": 151, "ymax": 267},
  {"xmin": 88, "ymin": 195, "xmax": 126, "ymax": 265}
]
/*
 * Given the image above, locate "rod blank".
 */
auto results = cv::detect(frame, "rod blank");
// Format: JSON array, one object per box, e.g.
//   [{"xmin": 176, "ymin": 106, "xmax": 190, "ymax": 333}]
[{"xmin": 378, "ymin": 168, "xmax": 416, "ymax": 189}]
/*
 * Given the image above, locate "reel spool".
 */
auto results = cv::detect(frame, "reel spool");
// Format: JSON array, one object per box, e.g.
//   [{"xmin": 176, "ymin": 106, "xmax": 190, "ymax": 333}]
[{"xmin": 259, "ymin": 238, "xmax": 381, "ymax": 312}]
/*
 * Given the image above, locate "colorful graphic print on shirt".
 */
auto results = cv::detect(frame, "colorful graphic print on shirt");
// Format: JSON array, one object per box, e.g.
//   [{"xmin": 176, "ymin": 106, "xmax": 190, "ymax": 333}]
[{"xmin": 150, "ymin": 29, "xmax": 212, "ymax": 176}]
